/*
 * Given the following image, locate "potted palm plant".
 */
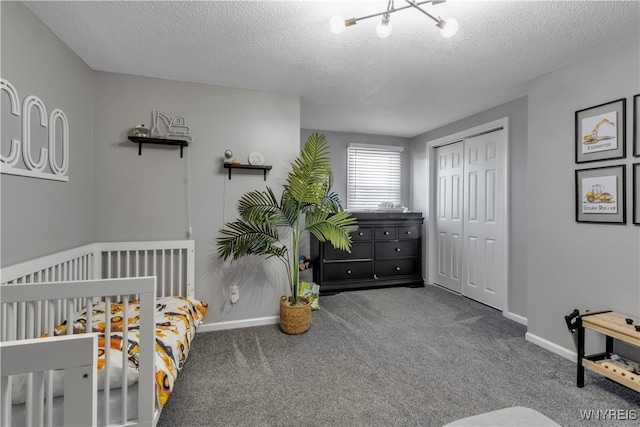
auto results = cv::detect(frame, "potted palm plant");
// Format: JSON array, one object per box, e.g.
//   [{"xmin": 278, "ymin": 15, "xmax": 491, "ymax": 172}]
[{"xmin": 216, "ymin": 133, "xmax": 358, "ymax": 334}]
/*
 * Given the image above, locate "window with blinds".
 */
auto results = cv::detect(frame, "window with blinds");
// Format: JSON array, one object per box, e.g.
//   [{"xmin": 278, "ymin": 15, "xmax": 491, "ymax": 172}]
[{"xmin": 347, "ymin": 144, "xmax": 403, "ymax": 211}]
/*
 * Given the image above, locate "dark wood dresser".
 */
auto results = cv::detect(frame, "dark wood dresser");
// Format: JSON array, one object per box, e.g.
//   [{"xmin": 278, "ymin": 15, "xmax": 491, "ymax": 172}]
[{"xmin": 310, "ymin": 212, "xmax": 424, "ymax": 294}]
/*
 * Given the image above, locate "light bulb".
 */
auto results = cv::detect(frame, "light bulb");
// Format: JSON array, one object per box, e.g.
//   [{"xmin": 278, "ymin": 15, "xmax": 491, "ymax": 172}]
[
  {"xmin": 376, "ymin": 15, "xmax": 392, "ymax": 39},
  {"xmin": 330, "ymin": 15, "xmax": 346, "ymax": 34},
  {"xmin": 439, "ymin": 18, "xmax": 458, "ymax": 38}
]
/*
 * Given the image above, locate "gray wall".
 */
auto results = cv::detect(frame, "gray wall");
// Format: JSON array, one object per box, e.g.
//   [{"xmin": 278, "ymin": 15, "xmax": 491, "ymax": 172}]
[
  {"xmin": 92, "ymin": 72, "xmax": 300, "ymax": 324},
  {"xmin": 527, "ymin": 38, "xmax": 640, "ymax": 352},
  {"xmin": 1, "ymin": 1, "xmax": 94, "ymax": 266},
  {"xmin": 300, "ymin": 129, "xmax": 412, "ymax": 208},
  {"xmin": 410, "ymin": 96, "xmax": 529, "ymax": 318}
]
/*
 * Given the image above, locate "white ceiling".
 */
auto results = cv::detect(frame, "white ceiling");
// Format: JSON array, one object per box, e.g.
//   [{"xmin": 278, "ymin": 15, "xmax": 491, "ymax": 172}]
[{"xmin": 23, "ymin": 0, "xmax": 640, "ymax": 138}]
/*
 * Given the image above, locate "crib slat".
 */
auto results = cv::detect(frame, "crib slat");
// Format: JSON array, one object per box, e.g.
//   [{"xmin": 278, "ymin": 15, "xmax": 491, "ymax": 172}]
[
  {"xmin": 107, "ymin": 251, "xmax": 112, "ymax": 279},
  {"xmin": 18, "ymin": 301, "xmax": 26, "ymax": 340},
  {"xmin": 27, "ymin": 301, "xmax": 35, "ymax": 339},
  {"xmin": 178, "ymin": 248, "xmax": 183, "ymax": 296},
  {"xmin": 1, "ymin": 375, "xmax": 11, "ymax": 426},
  {"xmin": 67, "ymin": 300, "xmax": 75, "ymax": 336},
  {"xmin": 87, "ymin": 297, "xmax": 93, "ymax": 334},
  {"xmin": 121, "ymin": 296, "xmax": 129, "ymax": 423},
  {"xmin": 153, "ymin": 250, "xmax": 158, "ymax": 293},
  {"xmin": 1, "ymin": 304, "xmax": 7, "ymax": 341},
  {"xmin": 22, "ymin": 372, "xmax": 46, "ymax": 426},
  {"xmin": 162, "ymin": 250, "xmax": 166, "ymax": 297},
  {"xmin": 46, "ymin": 370, "xmax": 53, "ymax": 427},
  {"xmin": 170, "ymin": 249, "xmax": 175, "ymax": 297},
  {"xmin": 104, "ymin": 296, "xmax": 111, "ymax": 426}
]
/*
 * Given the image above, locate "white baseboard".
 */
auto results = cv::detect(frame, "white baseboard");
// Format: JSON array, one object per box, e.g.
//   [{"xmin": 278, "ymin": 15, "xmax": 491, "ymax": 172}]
[
  {"xmin": 503, "ymin": 311, "xmax": 527, "ymax": 326},
  {"xmin": 198, "ymin": 316, "xmax": 279, "ymax": 333},
  {"xmin": 525, "ymin": 332, "xmax": 576, "ymax": 362}
]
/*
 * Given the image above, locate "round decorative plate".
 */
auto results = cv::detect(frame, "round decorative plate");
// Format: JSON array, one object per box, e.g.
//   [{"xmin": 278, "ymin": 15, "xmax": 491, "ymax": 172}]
[{"xmin": 248, "ymin": 152, "xmax": 265, "ymax": 165}]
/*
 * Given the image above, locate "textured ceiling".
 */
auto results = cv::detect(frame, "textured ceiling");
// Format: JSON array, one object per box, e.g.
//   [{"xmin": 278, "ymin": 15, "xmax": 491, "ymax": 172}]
[{"xmin": 23, "ymin": 0, "xmax": 640, "ymax": 137}]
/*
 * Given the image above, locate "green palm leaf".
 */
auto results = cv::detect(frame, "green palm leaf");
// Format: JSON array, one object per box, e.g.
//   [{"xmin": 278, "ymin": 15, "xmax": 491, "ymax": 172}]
[
  {"xmin": 216, "ymin": 220, "xmax": 286, "ymax": 261},
  {"xmin": 306, "ymin": 211, "xmax": 358, "ymax": 251},
  {"xmin": 238, "ymin": 188, "xmax": 290, "ymax": 227},
  {"xmin": 285, "ymin": 133, "xmax": 331, "ymax": 205}
]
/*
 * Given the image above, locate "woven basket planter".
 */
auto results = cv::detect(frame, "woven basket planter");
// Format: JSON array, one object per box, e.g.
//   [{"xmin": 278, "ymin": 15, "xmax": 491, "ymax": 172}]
[{"xmin": 279, "ymin": 295, "xmax": 311, "ymax": 335}]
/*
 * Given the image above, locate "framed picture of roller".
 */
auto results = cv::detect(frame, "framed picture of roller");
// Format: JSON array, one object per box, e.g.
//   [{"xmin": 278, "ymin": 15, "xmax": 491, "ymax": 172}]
[
  {"xmin": 634, "ymin": 164, "xmax": 640, "ymax": 225},
  {"xmin": 634, "ymin": 94, "xmax": 639, "ymax": 157},
  {"xmin": 575, "ymin": 164, "xmax": 626, "ymax": 224},
  {"xmin": 575, "ymin": 98, "xmax": 626, "ymax": 164}
]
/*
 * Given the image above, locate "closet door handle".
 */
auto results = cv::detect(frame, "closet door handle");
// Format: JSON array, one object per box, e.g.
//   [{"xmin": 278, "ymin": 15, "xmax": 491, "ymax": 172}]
[{"xmin": 395, "ymin": 248, "xmax": 401, "ymax": 252}]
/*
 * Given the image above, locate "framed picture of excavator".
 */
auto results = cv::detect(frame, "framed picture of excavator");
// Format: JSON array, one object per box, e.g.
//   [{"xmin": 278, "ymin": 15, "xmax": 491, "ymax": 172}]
[
  {"xmin": 633, "ymin": 94, "xmax": 639, "ymax": 157},
  {"xmin": 575, "ymin": 164, "xmax": 626, "ymax": 224},
  {"xmin": 575, "ymin": 98, "xmax": 626, "ymax": 163}
]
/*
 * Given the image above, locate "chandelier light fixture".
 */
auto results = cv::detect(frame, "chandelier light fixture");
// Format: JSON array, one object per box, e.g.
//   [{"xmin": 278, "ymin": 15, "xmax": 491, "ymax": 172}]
[{"xmin": 330, "ymin": 0, "xmax": 458, "ymax": 39}]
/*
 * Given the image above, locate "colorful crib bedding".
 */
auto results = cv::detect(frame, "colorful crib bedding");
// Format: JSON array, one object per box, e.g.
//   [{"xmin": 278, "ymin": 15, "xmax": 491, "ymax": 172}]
[{"xmin": 11, "ymin": 296, "xmax": 207, "ymax": 408}]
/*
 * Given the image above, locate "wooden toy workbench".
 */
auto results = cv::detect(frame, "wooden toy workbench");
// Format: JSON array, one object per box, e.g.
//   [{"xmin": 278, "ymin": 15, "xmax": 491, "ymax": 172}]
[{"xmin": 575, "ymin": 311, "xmax": 640, "ymax": 392}]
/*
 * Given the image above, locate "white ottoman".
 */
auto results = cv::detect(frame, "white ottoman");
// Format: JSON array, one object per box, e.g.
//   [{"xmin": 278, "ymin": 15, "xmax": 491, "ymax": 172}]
[{"xmin": 444, "ymin": 406, "xmax": 560, "ymax": 426}]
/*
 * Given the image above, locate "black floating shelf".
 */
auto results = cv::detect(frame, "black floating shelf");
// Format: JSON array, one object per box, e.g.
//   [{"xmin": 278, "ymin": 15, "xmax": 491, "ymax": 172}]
[
  {"xmin": 128, "ymin": 136, "xmax": 189, "ymax": 158},
  {"xmin": 224, "ymin": 163, "xmax": 272, "ymax": 181}
]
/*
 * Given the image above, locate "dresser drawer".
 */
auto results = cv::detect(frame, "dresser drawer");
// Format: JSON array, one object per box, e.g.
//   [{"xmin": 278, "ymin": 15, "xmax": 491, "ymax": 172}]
[
  {"xmin": 375, "ymin": 258, "xmax": 420, "ymax": 277},
  {"xmin": 351, "ymin": 227, "xmax": 372, "ymax": 241},
  {"xmin": 324, "ymin": 261, "xmax": 373, "ymax": 282},
  {"xmin": 375, "ymin": 240, "xmax": 420, "ymax": 259},
  {"xmin": 374, "ymin": 227, "xmax": 396, "ymax": 240},
  {"xmin": 324, "ymin": 241, "xmax": 372, "ymax": 261},
  {"xmin": 398, "ymin": 226, "xmax": 420, "ymax": 239}
]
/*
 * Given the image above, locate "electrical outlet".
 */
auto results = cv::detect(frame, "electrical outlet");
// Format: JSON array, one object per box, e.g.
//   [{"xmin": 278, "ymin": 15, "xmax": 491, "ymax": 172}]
[{"xmin": 230, "ymin": 285, "xmax": 239, "ymax": 304}]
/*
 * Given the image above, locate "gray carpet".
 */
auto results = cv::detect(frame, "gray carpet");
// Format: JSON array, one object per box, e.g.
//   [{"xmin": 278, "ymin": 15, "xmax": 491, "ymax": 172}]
[{"xmin": 158, "ymin": 286, "xmax": 639, "ymax": 426}]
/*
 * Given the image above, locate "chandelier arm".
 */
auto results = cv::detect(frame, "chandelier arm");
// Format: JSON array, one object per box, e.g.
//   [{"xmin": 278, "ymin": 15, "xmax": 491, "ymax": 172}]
[
  {"xmin": 404, "ymin": 0, "xmax": 440, "ymax": 24},
  {"xmin": 353, "ymin": 0, "xmax": 435, "ymax": 23}
]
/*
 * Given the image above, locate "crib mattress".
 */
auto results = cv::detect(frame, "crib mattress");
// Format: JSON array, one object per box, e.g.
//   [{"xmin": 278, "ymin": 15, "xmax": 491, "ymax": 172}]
[{"xmin": 11, "ymin": 296, "xmax": 208, "ymax": 410}]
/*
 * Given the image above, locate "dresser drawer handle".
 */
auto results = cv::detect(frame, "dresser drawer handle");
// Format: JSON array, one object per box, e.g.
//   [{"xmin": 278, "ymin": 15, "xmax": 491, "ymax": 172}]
[
  {"xmin": 347, "ymin": 269, "xmax": 352, "ymax": 274},
  {"xmin": 405, "ymin": 231, "xmax": 411, "ymax": 235},
  {"xmin": 384, "ymin": 231, "xmax": 390, "ymax": 235},
  {"xmin": 358, "ymin": 232, "xmax": 364, "ymax": 236},
  {"xmin": 395, "ymin": 266, "xmax": 401, "ymax": 271},
  {"xmin": 395, "ymin": 248, "xmax": 401, "ymax": 252}
]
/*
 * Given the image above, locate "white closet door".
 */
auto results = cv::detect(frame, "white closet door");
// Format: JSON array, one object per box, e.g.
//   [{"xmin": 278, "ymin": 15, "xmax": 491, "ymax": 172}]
[
  {"xmin": 462, "ymin": 130, "xmax": 505, "ymax": 309},
  {"xmin": 434, "ymin": 142, "xmax": 464, "ymax": 293}
]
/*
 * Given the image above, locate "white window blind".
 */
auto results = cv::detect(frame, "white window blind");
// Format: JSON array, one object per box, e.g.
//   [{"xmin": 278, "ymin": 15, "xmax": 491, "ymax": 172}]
[{"xmin": 347, "ymin": 144, "xmax": 403, "ymax": 210}]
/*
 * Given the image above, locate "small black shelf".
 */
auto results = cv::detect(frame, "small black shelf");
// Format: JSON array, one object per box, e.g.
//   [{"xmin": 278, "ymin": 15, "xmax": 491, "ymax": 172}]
[
  {"xmin": 128, "ymin": 136, "xmax": 189, "ymax": 158},
  {"xmin": 224, "ymin": 163, "xmax": 272, "ymax": 181}
]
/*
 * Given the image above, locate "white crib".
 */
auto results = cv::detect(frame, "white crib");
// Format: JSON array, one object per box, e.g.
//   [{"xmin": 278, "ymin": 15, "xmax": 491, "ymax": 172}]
[{"xmin": 0, "ymin": 240, "xmax": 197, "ymax": 427}]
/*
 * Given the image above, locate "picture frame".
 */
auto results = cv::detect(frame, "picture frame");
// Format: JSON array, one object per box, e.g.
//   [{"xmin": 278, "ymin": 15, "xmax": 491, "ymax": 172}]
[
  {"xmin": 634, "ymin": 163, "xmax": 640, "ymax": 225},
  {"xmin": 575, "ymin": 98, "xmax": 626, "ymax": 163},
  {"xmin": 575, "ymin": 164, "xmax": 626, "ymax": 224},
  {"xmin": 634, "ymin": 94, "xmax": 639, "ymax": 157}
]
